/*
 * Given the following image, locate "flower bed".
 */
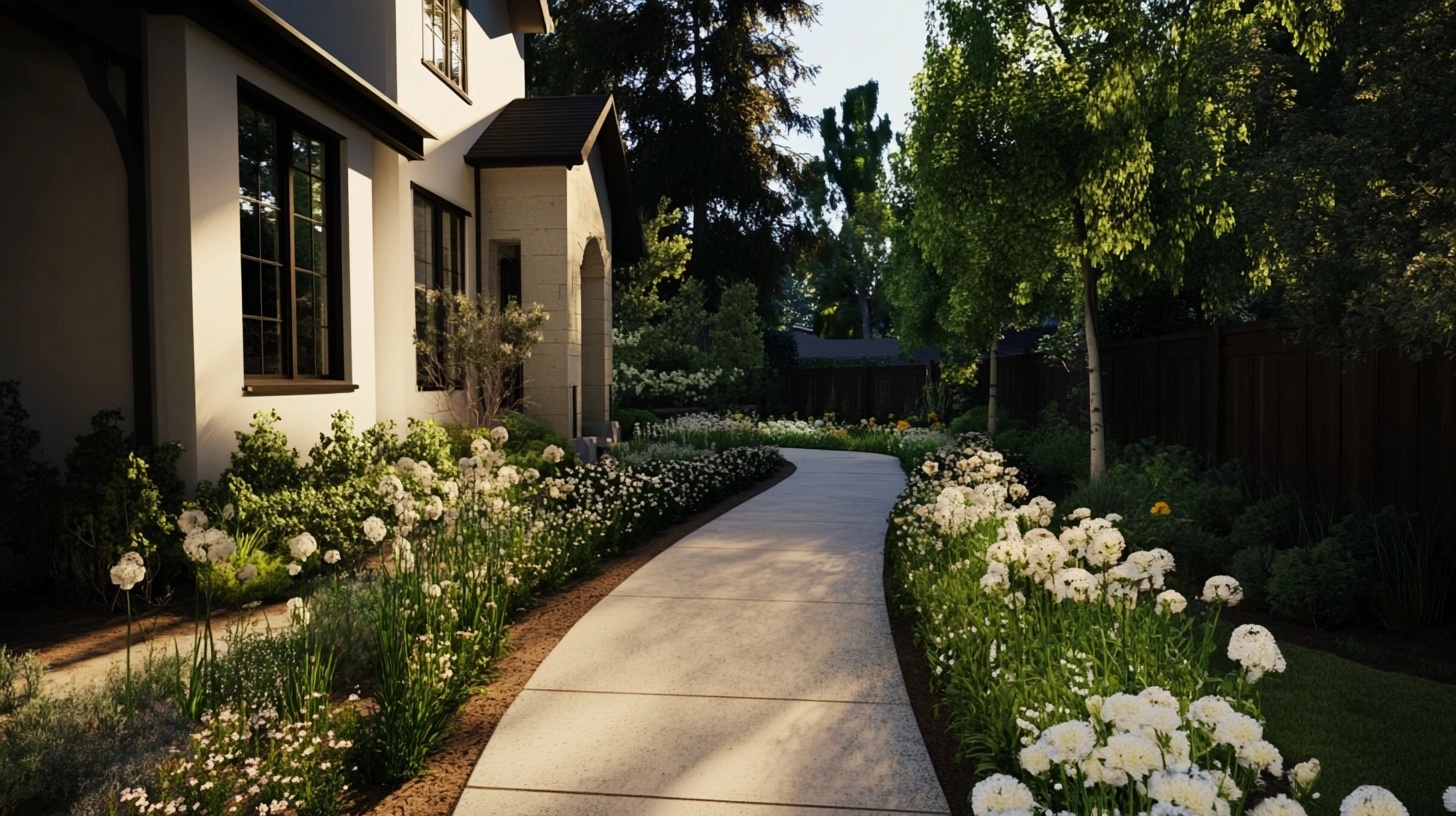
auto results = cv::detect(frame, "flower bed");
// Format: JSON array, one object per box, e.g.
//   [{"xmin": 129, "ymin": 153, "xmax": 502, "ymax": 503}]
[
  {"xmin": 0, "ymin": 427, "xmax": 784, "ymax": 815},
  {"xmin": 630, "ymin": 411, "xmax": 953, "ymax": 469},
  {"xmin": 887, "ymin": 434, "xmax": 1453, "ymax": 816}
]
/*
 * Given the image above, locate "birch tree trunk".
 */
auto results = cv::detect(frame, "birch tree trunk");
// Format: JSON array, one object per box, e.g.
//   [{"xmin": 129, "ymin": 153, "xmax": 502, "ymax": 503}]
[
  {"xmin": 1075, "ymin": 203, "xmax": 1107, "ymax": 481},
  {"xmin": 987, "ymin": 340, "xmax": 999, "ymax": 437}
]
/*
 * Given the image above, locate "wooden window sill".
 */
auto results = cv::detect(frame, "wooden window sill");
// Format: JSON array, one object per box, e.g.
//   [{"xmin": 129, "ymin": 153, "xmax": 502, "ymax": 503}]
[
  {"xmin": 421, "ymin": 60, "xmax": 471, "ymax": 104},
  {"xmin": 243, "ymin": 381, "xmax": 360, "ymax": 396}
]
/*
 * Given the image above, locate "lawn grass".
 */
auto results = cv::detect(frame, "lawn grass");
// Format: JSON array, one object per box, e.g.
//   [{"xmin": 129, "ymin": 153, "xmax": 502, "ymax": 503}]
[{"xmin": 1255, "ymin": 641, "xmax": 1456, "ymax": 815}]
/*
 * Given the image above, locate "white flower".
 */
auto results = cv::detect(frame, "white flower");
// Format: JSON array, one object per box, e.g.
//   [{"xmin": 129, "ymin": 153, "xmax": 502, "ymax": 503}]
[
  {"xmin": 182, "ymin": 530, "xmax": 208, "ymax": 563},
  {"xmin": 204, "ymin": 529, "xmax": 236, "ymax": 563},
  {"xmin": 470, "ymin": 437, "xmax": 491, "ymax": 455},
  {"xmin": 323, "ymin": 549, "xmax": 341, "ymax": 564},
  {"xmin": 1156, "ymin": 589, "xmax": 1188, "ymax": 615},
  {"xmin": 286, "ymin": 596, "xmax": 310, "ymax": 625},
  {"xmin": 524, "ymin": 468, "xmax": 541, "ymax": 482},
  {"xmin": 1038, "ymin": 719, "xmax": 1097, "ymax": 764},
  {"xmin": 1290, "ymin": 759, "xmax": 1321, "ymax": 796},
  {"xmin": 109, "ymin": 552, "xmax": 146, "ymax": 591},
  {"xmin": 1250, "ymin": 795, "xmax": 1308, "ymax": 816},
  {"xmin": 1085, "ymin": 527, "xmax": 1126, "ymax": 567},
  {"xmin": 395, "ymin": 456, "xmax": 417, "ymax": 475},
  {"xmin": 221, "ymin": 503, "xmax": 236, "ymax": 521},
  {"xmin": 1019, "ymin": 742, "xmax": 1052, "ymax": 775},
  {"xmin": 377, "ymin": 475, "xmax": 404, "ymax": 500},
  {"xmin": 177, "ymin": 509, "xmax": 209, "ymax": 535},
  {"xmin": 970, "ymin": 773, "xmax": 1035, "ymax": 816},
  {"xmin": 1068, "ymin": 507, "xmax": 1092, "ymax": 521},
  {"xmin": 287, "ymin": 563, "xmax": 302, "ymax": 577},
  {"xmin": 1186, "ymin": 695, "xmax": 1236, "ymax": 729},
  {"xmin": 1227, "ymin": 623, "xmax": 1286, "ymax": 682},
  {"xmin": 235, "ymin": 564, "xmax": 258, "ymax": 582},
  {"xmin": 542, "ymin": 444, "xmax": 564, "ymax": 463},
  {"xmin": 287, "ymin": 533, "xmax": 318, "ymax": 562},
  {"xmin": 362, "ymin": 516, "xmax": 388, "ymax": 543},
  {"xmin": 1201, "ymin": 575, "xmax": 1244, "ymax": 606},
  {"xmin": 1340, "ymin": 786, "xmax": 1409, "ymax": 816},
  {"xmin": 1443, "ymin": 787, "xmax": 1456, "ymax": 812},
  {"xmin": 922, "ymin": 461, "xmax": 940, "ymax": 476},
  {"xmin": 424, "ymin": 495, "xmax": 444, "ymax": 521},
  {"xmin": 425, "ymin": 583, "xmax": 442, "ymax": 598},
  {"xmin": 1051, "ymin": 567, "xmax": 1097, "ymax": 603},
  {"xmin": 1212, "ymin": 712, "xmax": 1263, "ymax": 749},
  {"xmin": 1095, "ymin": 732, "xmax": 1164, "ymax": 782},
  {"xmin": 1148, "ymin": 769, "xmax": 1222, "ymax": 816},
  {"xmin": 490, "ymin": 425, "xmax": 509, "ymax": 444},
  {"xmin": 1238, "ymin": 739, "xmax": 1284, "ymax": 776}
]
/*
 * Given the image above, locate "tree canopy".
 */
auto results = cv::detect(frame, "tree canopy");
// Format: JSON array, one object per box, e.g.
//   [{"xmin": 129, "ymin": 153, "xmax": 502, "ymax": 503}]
[
  {"xmin": 894, "ymin": 0, "xmax": 1339, "ymax": 478},
  {"xmin": 529, "ymin": 0, "xmax": 819, "ymax": 305}
]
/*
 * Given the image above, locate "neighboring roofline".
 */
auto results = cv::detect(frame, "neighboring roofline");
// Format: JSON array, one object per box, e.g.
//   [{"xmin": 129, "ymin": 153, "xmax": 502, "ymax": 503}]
[
  {"xmin": 466, "ymin": 95, "xmax": 645, "ymax": 264},
  {"xmin": 159, "ymin": 0, "xmax": 436, "ymax": 160},
  {"xmin": 504, "ymin": 0, "xmax": 553, "ymax": 34}
]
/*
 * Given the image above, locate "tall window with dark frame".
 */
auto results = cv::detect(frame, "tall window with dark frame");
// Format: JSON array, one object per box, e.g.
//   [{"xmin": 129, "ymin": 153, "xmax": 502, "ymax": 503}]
[
  {"xmin": 414, "ymin": 191, "xmax": 466, "ymax": 388},
  {"xmin": 238, "ymin": 97, "xmax": 337, "ymax": 380},
  {"xmin": 424, "ymin": 0, "xmax": 466, "ymax": 89}
]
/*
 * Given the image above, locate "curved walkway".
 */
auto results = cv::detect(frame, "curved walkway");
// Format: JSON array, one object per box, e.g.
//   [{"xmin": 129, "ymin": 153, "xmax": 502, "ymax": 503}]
[{"xmin": 456, "ymin": 448, "xmax": 951, "ymax": 816}]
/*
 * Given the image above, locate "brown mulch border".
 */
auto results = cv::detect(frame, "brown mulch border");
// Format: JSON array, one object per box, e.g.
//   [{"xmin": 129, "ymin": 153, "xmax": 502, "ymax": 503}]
[{"xmin": 352, "ymin": 461, "xmax": 799, "ymax": 816}]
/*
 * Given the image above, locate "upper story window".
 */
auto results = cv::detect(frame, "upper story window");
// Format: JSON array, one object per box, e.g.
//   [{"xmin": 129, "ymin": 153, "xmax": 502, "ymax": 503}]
[
  {"xmin": 414, "ymin": 187, "xmax": 467, "ymax": 389},
  {"xmin": 424, "ymin": 0, "xmax": 467, "ymax": 93},
  {"xmin": 238, "ymin": 93, "xmax": 341, "ymax": 382}
]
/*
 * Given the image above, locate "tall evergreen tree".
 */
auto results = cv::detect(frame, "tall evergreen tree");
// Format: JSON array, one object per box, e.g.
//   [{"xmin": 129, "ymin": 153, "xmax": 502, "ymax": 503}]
[{"xmin": 529, "ymin": 0, "xmax": 818, "ymax": 305}]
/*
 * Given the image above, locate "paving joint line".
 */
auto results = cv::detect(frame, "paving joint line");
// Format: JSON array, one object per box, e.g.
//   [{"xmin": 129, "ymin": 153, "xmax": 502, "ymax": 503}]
[
  {"xmin": 607, "ymin": 593, "xmax": 879, "ymax": 606},
  {"xmin": 461, "ymin": 785, "xmax": 951, "ymax": 814},
  {"xmin": 520, "ymin": 687, "xmax": 912, "ymax": 706}
]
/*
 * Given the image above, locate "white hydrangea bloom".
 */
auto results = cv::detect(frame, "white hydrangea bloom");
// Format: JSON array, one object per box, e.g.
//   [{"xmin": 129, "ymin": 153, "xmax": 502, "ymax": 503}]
[
  {"xmin": 1249, "ymin": 795, "xmax": 1308, "ymax": 816},
  {"xmin": 1201, "ymin": 575, "xmax": 1244, "ymax": 606},
  {"xmin": 1148, "ymin": 768, "xmax": 1222, "ymax": 816},
  {"xmin": 177, "ymin": 509, "xmax": 209, "ymax": 535},
  {"xmin": 323, "ymin": 549, "xmax": 341, "ymax": 565},
  {"xmin": 1051, "ymin": 567, "xmax": 1097, "ymax": 603},
  {"xmin": 1442, "ymin": 786, "xmax": 1455, "ymax": 812},
  {"xmin": 287, "ymin": 532, "xmax": 318, "ymax": 562},
  {"xmin": 1085, "ymin": 527, "xmax": 1126, "ymax": 568},
  {"xmin": 1227, "ymin": 624, "xmax": 1287, "ymax": 682},
  {"xmin": 970, "ymin": 773, "xmax": 1036, "ymax": 816},
  {"xmin": 1037, "ymin": 719, "xmax": 1097, "ymax": 764},
  {"xmin": 470, "ymin": 437, "xmax": 491, "ymax": 455},
  {"xmin": 109, "ymin": 552, "xmax": 146, "ymax": 592},
  {"xmin": 542, "ymin": 444, "xmax": 565, "ymax": 463},
  {"xmin": 1156, "ymin": 589, "xmax": 1189, "ymax": 615},
  {"xmin": 1340, "ymin": 786, "xmax": 1409, "ymax": 816},
  {"xmin": 490, "ymin": 425, "xmax": 510, "ymax": 443},
  {"xmin": 362, "ymin": 515, "xmax": 389, "ymax": 543}
]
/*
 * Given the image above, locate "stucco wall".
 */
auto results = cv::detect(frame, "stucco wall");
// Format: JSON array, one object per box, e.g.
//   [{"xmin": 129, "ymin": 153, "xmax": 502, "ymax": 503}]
[
  {"xmin": 371, "ymin": 0, "xmax": 530, "ymax": 429},
  {"xmin": 259, "ymin": 0, "xmax": 398, "ymax": 98},
  {"xmin": 0, "ymin": 15, "xmax": 135, "ymax": 463},
  {"xmin": 147, "ymin": 17, "xmax": 380, "ymax": 483}
]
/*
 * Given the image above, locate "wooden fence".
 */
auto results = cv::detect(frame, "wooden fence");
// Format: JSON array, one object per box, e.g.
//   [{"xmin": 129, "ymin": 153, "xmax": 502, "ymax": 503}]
[
  {"xmin": 991, "ymin": 322, "xmax": 1456, "ymax": 519},
  {"xmin": 777, "ymin": 364, "xmax": 935, "ymax": 421}
]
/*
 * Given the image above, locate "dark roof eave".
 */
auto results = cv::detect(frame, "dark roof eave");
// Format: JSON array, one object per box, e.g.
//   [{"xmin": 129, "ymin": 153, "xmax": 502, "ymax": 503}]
[
  {"xmin": 165, "ymin": 0, "xmax": 435, "ymax": 160},
  {"xmin": 504, "ymin": 0, "xmax": 553, "ymax": 33}
]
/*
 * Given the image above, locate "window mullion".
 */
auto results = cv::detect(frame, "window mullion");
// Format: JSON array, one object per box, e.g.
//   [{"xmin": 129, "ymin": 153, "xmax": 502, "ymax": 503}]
[{"xmin": 282, "ymin": 121, "xmax": 299, "ymax": 379}]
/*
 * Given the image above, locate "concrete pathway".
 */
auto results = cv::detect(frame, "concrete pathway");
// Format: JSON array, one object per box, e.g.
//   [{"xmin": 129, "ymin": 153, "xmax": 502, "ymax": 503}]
[{"xmin": 456, "ymin": 448, "xmax": 951, "ymax": 816}]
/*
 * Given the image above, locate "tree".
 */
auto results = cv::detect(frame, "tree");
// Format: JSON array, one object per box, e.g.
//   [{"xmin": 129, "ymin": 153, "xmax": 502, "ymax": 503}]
[
  {"xmin": 900, "ymin": 0, "xmax": 1337, "ymax": 480},
  {"xmin": 1235, "ymin": 0, "xmax": 1456, "ymax": 361},
  {"xmin": 415, "ymin": 294, "xmax": 549, "ymax": 428},
  {"xmin": 801, "ymin": 82, "xmax": 897, "ymax": 339},
  {"xmin": 530, "ymin": 0, "xmax": 818, "ymax": 304}
]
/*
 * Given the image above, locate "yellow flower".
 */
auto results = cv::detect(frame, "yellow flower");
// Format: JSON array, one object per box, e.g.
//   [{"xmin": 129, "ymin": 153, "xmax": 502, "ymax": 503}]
[
  {"xmin": 836, "ymin": 428, "xmax": 848, "ymax": 437},
  {"xmin": 1150, "ymin": 501, "xmax": 1172, "ymax": 516},
  {"xmin": 928, "ymin": 411, "xmax": 939, "ymax": 421},
  {"xmin": 897, "ymin": 420, "xmax": 911, "ymax": 430}
]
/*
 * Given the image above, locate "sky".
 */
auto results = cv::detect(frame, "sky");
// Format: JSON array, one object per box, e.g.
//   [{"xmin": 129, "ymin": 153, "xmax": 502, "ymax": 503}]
[{"xmin": 781, "ymin": 2, "xmax": 931, "ymax": 166}]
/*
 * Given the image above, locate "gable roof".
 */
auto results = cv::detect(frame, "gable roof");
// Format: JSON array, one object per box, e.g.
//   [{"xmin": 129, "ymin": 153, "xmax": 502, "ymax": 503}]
[
  {"xmin": 504, "ymin": 0, "xmax": 553, "ymax": 33},
  {"xmin": 466, "ymin": 94, "xmax": 644, "ymax": 265}
]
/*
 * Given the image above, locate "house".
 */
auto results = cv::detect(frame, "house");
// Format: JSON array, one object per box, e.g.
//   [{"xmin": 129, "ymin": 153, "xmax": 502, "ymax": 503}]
[{"xmin": 0, "ymin": 0, "xmax": 641, "ymax": 483}]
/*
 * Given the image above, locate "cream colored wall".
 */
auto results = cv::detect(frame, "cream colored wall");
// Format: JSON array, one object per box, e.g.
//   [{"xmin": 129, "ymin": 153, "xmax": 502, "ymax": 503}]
[
  {"xmin": 147, "ymin": 18, "xmax": 380, "ymax": 483},
  {"xmin": 0, "ymin": 16, "xmax": 135, "ymax": 463},
  {"xmin": 371, "ymin": 0, "xmax": 531, "ymax": 429},
  {"xmin": 259, "ymin": 0, "xmax": 398, "ymax": 97},
  {"xmin": 570, "ymin": 148, "xmax": 616, "ymax": 428}
]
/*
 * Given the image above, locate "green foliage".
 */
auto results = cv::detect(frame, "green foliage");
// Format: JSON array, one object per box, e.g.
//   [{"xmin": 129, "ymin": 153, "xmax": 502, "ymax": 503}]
[
  {"xmin": 1335, "ymin": 507, "xmax": 1455, "ymax": 630},
  {"xmin": 1230, "ymin": 545, "xmax": 1279, "ymax": 610},
  {"xmin": 0, "ymin": 647, "xmax": 43, "ymax": 717},
  {"xmin": 224, "ymin": 409, "xmax": 301, "ymax": 494},
  {"xmin": 0, "ymin": 382, "xmax": 57, "ymax": 597},
  {"xmin": 56, "ymin": 411, "xmax": 184, "ymax": 603},
  {"xmin": 1267, "ymin": 538, "xmax": 1369, "ymax": 628},
  {"xmin": 614, "ymin": 200, "xmax": 693, "ymax": 336},
  {"xmin": 395, "ymin": 418, "xmax": 459, "ymax": 480},
  {"xmin": 415, "ymin": 292, "xmax": 549, "ymax": 427},
  {"xmin": 201, "ymin": 547, "xmax": 293, "ymax": 607},
  {"xmin": 530, "ymin": 0, "xmax": 817, "ymax": 301},
  {"xmin": 612, "ymin": 408, "xmax": 662, "ymax": 442},
  {"xmin": 994, "ymin": 409, "xmax": 1089, "ymax": 500}
]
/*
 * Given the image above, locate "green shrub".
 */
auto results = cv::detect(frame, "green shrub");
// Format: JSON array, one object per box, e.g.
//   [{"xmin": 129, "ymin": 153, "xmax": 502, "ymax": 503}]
[
  {"xmin": 1332, "ymin": 507, "xmax": 1455, "ymax": 630},
  {"xmin": 0, "ymin": 647, "xmax": 43, "ymax": 717},
  {"xmin": 613, "ymin": 408, "xmax": 662, "ymax": 441},
  {"xmin": 1267, "ymin": 537, "xmax": 1369, "ymax": 628},
  {"xmin": 1230, "ymin": 545, "xmax": 1278, "ymax": 610},
  {"xmin": 0, "ymin": 383, "xmax": 58, "ymax": 599},
  {"xmin": 56, "ymin": 411, "xmax": 184, "ymax": 603},
  {"xmin": 950, "ymin": 404, "xmax": 1017, "ymax": 435},
  {"xmin": 202, "ymin": 547, "xmax": 293, "ymax": 607},
  {"xmin": 394, "ymin": 417, "xmax": 459, "ymax": 479}
]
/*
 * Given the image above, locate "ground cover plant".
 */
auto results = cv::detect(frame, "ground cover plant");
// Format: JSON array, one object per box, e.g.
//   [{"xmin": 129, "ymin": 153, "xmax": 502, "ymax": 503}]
[
  {"xmin": 630, "ymin": 411, "xmax": 953, "ymax": 471},
  {"xmin": 0, "ymin": 415, "xmax": 784, "ymax": 815},
  {"xmin": 885, "ymin": 433, "xmax": 1455, "ymax": 816}
]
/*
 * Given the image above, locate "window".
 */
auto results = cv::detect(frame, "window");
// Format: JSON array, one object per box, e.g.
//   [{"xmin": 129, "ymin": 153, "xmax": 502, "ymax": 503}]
[
  {"xmin": 414, "ymin": 188, "xmax": 467, "ymax": 388},
  {"xmin": 423, "ymin": 0, "xmax": 467, "ymax": 92},
  {"xmin": 238, "ymin": 94, "xmax": 340, "ymax": 381}
]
